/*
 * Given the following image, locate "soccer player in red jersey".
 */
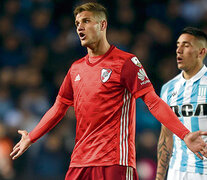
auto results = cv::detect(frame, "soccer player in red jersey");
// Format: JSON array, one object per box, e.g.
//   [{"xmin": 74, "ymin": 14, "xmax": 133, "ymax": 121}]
[{"xmin": 10, "ymin": 2, "xmax": 207, "ymax": 180}]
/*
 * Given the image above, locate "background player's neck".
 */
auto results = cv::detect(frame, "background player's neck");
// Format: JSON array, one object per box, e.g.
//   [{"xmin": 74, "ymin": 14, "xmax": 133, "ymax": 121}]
[
  {"xmin": 183, "ymin": 63, "xmax": 203, "ymax": 80},
  {"xmin": 87, "ymin": 39, "xmax": 110, "ymax": 57}
]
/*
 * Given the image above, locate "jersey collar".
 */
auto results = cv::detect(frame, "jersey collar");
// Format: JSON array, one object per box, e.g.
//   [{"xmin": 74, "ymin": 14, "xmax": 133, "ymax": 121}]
[
  {"xmin": 180, "ymin": 65, "xmax": 207, "ymax": 84},
  {"xmin": 85, "ymin": 45, "xmax": 115, "ymax": 66}
]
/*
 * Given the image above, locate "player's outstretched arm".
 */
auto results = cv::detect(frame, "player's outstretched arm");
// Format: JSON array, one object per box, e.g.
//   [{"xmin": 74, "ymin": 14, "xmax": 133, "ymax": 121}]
[
  {"xmin": 155, "ymin": 126, "xmax": 173, "ymax": 180},
  {"xmin": 141, "ymin": 90, "xmax": 207, "ymax": 160},
  {"xmin": 10, "ymin": 98, "xmax": 69, "ymax": 160},
  {"xmin": 183, "ymin": 131, "xmax": 207, "ymax": 160},
  {"xmin": 10, "ymin": 130, "xmax": 32, "ymax": 160}
]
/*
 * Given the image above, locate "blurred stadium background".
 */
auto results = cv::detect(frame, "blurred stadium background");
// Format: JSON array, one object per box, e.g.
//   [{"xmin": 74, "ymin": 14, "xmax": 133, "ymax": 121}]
[{"xmin": 0, "ymin": 0, "xmax": 207, "ymax": 179}]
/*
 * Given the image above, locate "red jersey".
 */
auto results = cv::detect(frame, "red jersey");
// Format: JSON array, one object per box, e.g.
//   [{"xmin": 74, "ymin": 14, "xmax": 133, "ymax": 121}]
[{"xmin": 58, "ymin": 45, "xmax": 153, "ymax": 168}]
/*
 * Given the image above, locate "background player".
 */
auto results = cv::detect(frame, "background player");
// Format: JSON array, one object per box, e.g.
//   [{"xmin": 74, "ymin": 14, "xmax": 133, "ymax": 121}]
[
  {"xmin": 10, "ymin": 3, "xmax": 207, "ymax": 180},
  {"xmin": 156, "ymin": 27, "xmax": 207, "ymax": 180}
]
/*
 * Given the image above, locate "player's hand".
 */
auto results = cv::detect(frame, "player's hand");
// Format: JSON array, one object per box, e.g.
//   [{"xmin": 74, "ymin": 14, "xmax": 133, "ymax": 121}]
[
  {"xmin": 10, "ymin": 130, "xmax": 32, "ymax": 160},
  {"xmin": 183, "ymin": 131, "xmax": 207, "ymax": 160}
]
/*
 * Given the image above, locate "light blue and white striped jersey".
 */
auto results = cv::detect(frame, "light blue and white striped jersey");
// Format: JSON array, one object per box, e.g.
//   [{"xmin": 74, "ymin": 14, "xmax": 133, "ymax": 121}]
[{"xmin": 160, "ymin": 65, "xmax": 207, "ymax": 174}]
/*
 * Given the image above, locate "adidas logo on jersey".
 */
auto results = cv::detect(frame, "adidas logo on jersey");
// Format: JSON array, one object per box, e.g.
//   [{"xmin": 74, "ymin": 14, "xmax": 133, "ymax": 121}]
[
  {"xmin": 75, "ymin": 74, "xmax": 81, "ymax": 81},
  {"xmin": 138, "ymin": 69, "xmax": 147, "ymax": 81}
]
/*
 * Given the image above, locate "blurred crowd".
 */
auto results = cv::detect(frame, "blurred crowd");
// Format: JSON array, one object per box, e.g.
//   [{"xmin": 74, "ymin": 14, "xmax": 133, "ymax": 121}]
[{"xmin": 0, "ymin": 0, "xmax": 207, "ymax": 179}]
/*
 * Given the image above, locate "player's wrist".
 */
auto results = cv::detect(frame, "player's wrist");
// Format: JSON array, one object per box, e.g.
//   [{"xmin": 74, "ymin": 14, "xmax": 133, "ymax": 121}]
[
  {"xmin": 183, "ymin": 132, "xmax": 190, "ymax": 141},
  {"xmin": 28, "ymin": 132, "xmax": 34, "ymax": 144}
]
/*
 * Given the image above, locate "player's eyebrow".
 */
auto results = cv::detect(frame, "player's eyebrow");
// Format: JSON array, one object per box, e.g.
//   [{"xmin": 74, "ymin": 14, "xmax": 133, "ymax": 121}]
[
  {"xmin": 75, "ymin": 17, "xmax": 90, "ymax": 26},
  {"xmin": 177, "ymin": 41, "xmax": 191, "ymax": 46}
]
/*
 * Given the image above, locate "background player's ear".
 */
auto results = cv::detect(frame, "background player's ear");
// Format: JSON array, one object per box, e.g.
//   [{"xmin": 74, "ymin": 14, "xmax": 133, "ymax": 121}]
[{"xmin": 199, "ymin": 48, "xmax": 206, "ymax": 59}]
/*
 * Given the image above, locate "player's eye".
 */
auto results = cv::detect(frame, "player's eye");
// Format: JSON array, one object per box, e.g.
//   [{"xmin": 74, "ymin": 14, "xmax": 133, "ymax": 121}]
[{"xmin": 84, "ymin": 19, "xmax": 89, "ymax": 23}]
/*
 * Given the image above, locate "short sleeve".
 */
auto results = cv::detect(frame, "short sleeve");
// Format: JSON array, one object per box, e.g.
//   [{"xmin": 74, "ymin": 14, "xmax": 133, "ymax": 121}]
[
  {"xmin": 57, "ymin": 69, "xmax": 74, "ymax": 106},
  {"xmin": 120, "ymin": 56, "xmax": 154, "ymax": 99}
]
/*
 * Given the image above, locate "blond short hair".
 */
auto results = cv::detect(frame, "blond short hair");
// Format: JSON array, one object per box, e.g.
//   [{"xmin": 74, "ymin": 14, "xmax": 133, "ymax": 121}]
[{"xmin": 74, "ymin": 2, "xmax": 108, "ymax": 21}]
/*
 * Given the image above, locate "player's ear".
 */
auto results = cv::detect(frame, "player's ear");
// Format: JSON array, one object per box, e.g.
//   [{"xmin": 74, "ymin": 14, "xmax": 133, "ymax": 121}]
[
  {"xmin": 100, "ymin": 20, "xmax": 107, "ymax": 31},
  {"xmin": 199, "ymin": 48, "xmax": 206, "ymax": 59}
]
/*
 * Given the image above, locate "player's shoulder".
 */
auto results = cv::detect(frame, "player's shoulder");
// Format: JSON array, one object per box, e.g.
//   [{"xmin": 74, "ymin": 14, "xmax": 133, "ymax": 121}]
[
  {"xmin": 204, "ymin": 68, "xmax": 207, "ymax": 77},
  {"xmin": 64, "ymin": 56, "xmax": 87, "ymax": 76},
  {"xmin": 161, "ymin": 73, "xmax": 181, "ymax": 92},
  {"xmin": 112, "ymin": 46, "xmax": 141, "ymax": 69},
  {"xmin": 113, "ymin": 46, "xmax": 135, "ymax": 59},
  {"xmin": 73, "ymin": 56, "xmax": 86, "ymax": 65},
  {"xmin": 70, "ymin": 55, "xmax": 87, "ymax": 69}
]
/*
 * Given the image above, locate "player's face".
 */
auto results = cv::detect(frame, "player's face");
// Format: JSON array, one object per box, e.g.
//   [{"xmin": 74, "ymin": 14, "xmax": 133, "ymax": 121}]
[
  {"xmin": 75, "ymin": 11, "xmax": 102, "ymax": 47},
  {"xmin": 176, "ymin": 34, "xmax": 201, "ymax": 72}
]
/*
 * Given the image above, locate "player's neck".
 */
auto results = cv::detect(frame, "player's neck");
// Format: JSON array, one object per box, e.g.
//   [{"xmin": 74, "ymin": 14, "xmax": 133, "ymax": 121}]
[
  {"xmin": 183, "ymin": 64, "xmax": 204, "ymax": 80},
  {"xmin": 87, "ymin": 39, "xmax": 110, "ymax": 57}
]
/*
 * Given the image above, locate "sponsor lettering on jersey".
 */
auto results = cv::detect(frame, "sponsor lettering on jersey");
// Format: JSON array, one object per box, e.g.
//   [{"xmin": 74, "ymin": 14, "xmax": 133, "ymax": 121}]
[
  {"xmin": 141, "ymin": 80, "xmax": 150, "ymax": 85},
  {"xmin": 171, "ymin": 103, "xmax": 207, "ymax": 117},
  {"xmin": 131, "ymin": 57, "xmax": 142, "ymax": 67},
  {"xmin": 138, "ymin": 69, "xmax": 147, "ymax": 81},
  {"xmin": 137, "ymin": 69, "xmax": 148, "ymax": 81},
  {"xmin": 101, "ymin": 69, "xmax": 112, "ymax": 83},
  {"xmin": 138, "ymin": 69, "xmax": 150, "ymax": 85}
]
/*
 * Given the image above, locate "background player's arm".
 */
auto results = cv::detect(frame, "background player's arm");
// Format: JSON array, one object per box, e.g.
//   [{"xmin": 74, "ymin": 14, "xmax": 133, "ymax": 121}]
[
  {"xmin": 155, "ymin": 125, "xmax": 173, "ymax": 180},
  {"xmin": 10, "ymin": 99, "xmax": 69, "ymax": 160}
]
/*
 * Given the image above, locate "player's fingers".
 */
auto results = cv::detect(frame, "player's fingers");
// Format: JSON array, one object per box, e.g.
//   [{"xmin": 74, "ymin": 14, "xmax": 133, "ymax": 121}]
[
  {"xmin": 199, "ymin": 131, "xmax": 207, "ymax": 136},
  {"xmin": 18, "ymin": 130, "xmax": 27, "ymax": 136},
  {"xmin": 12, "ymin": 145, "xmax": 29, "ymax": 160},
  {"xmin": 201, "ymin": 147, "xmax": 207, "ymax": 158},
  {"xmin": 195, "ymin": 152, "xmax": 203, "ymax": 160},
  {"xmin": 200, "ymin": 150, "xmax": 205, "ymax": 157},
  {"xmin": 10, "ymin": 147, "xmax": 20, "ymax": 158},
  {"xmin": 203, "ymin": 146, "xmax": 207, "ymax": 153},
  {"xmin": 197, "ymin": 138, "xmax": 206, "ymax": 147},
  {"xmin": 13, "ymin": 142, "xmax": 20, "ymax": 150},
  {"xmin": 12, "ymin": 149, "xmax": 23, "ymax": 160},
  {"xmin": 201, "ymin": 152, "xmax": 207, "ymax": 158}
]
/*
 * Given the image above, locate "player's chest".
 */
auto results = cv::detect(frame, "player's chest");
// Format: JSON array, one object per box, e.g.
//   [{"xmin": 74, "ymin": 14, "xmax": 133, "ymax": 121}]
[
  {"xmin": 169, "ymin": 82, "xmax": 207, "ymax": 117},
  {"xmin": 169, "ymin": 82, "xmax": 207, "ymax": 104},
  {"xmin": 70, "ymin": 63, "xmax": 122, "ymax": 92}
]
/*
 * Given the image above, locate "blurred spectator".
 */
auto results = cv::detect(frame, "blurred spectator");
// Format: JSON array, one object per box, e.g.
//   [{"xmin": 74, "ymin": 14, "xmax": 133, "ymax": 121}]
[
  {"xmin": 0, "ymin": 67, "xmax": 14, "ymax": 88},
  {"xmin": 0, "ymin": 123, "xmax": 15, "ymax": 180},
  {"xmin": 0, "ymin": 34, "xmax": 27, "ymax": 67},
  {"xmin": 19, "ymin": 89, "xmax": 50, "ymax": 117},
  {"xmin": 180, "ymin": 0, "xmax": 207, "ymax": 24},
  {"xmin": 0, "ymin": 16, "xmax": 13, "ymax": 46},
  {"xmin": 136, "ymin": 99, "xmax": 160, "ymax": 134},
  {"xmin": 32, "ymin": 133, "xmax": 67, "ymax": 180},
  {"xmin": 0, "ymin": 88, "xmax": 14, "ymax": 120},
  {"xmin": 29, "ymin": 8, "xmax": 57, "ymax": 45},
  {"xmin": 136, "ymin": 130, "xmax": 158, "ymax": 180}
]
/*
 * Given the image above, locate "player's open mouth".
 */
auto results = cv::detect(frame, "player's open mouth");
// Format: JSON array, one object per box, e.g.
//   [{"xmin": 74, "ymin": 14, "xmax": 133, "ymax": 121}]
[
  {"xmin": 79, "ymin": 33, "xmax": 86, "ymax": 40},
  {"xmin": 177, "ymin": 56, "xmax": 183, "ymax": 62}
]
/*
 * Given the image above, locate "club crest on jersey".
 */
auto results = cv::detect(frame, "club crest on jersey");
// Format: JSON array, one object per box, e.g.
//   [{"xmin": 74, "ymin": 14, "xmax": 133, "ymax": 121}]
[
  {"xmin": 198, "ymin": 85, "xmax": 207, "ymax": 96},
  {"xmin": 131, "ymin": 57, "xmax": 141, "ymax": 67},
  {"xmin": 101, "ymin": 69, "xmax": 112, "ymax": 83}
]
